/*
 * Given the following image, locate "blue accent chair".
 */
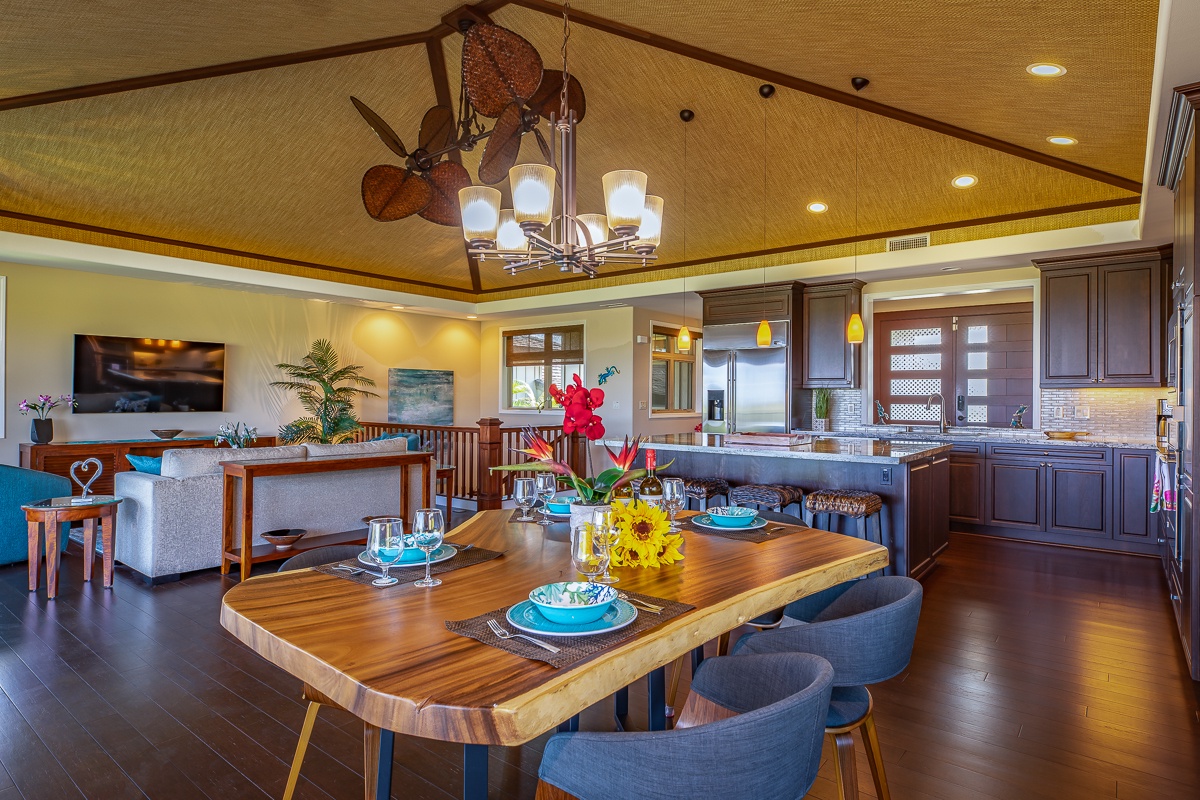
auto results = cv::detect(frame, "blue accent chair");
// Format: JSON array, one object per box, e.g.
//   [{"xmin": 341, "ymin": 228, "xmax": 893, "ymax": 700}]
[
  {"xmin": 537, "ymin": 653, "xmax": 834, "ymax": 799},
  {"xmin": 733, "ymin": 575, "xmax": 924, "ymax": 800},
  {"xmin": 0, "ymin": 465, "xmax": 72, "ymax": 567}
]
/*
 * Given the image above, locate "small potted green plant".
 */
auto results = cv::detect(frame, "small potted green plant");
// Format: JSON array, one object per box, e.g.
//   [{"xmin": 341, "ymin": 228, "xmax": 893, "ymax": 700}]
[{"xmin": 813, "ymin": 388, "xmax": 831, "ymax": 433}]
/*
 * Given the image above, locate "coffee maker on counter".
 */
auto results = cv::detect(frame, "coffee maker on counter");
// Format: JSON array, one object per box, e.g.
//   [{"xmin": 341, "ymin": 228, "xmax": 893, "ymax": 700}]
[{"xmin": 1158, "ymin": 398, "xmax": 1174, "ymax": 448}]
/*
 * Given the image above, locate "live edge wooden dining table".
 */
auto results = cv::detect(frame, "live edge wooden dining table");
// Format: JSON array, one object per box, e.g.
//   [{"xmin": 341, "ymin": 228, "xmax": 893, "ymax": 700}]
[{"xmin": 220, "ymin": 508, "xmax": 889, "ymax": 799}]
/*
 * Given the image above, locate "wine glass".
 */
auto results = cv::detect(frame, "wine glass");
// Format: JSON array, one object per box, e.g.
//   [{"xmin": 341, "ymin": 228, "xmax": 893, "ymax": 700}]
[
  {"xmin": 535, "ymin": 472, "xmax": 557, "ymax": 525},
  {"xmin": 365, "ymin": 517, "xmax": 405, "ymax": 587},
  {"xmin": 571, "ymin": 518, "xmax": 610, "ymax": 583},
  {"xmin": 662, "ymin": 478, "xmax": 686, "ymax": 531},
  {"xmin": 592, "ymin": 507, "xmax": 620, "ymax": 585},
  {"xmin": 513, "ymin": 477, "xmax": 536, "ymax": 521},
  {"xmin": 412, "ymin": 508, "xmax": 445, "ymax": 588}
]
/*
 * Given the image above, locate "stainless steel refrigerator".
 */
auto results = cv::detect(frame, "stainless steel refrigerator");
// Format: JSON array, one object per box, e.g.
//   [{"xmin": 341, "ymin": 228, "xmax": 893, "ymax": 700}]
[{"xmin": 702, "ymin": 321, "xmax": 790, "ymax": 433}]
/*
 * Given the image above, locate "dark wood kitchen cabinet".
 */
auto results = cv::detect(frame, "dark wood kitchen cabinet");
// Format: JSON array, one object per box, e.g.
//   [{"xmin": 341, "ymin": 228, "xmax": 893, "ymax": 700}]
[
  {"xmin": 985, "ymin": 459, "xmax": 1045, "ymax": 530},
  {"xmin": 1044, "ymin": 462, "xmax": 1111, "ymax": 538},
  {"xmin": 801, "ymin": 280, "xmax": 863, "ymax": 388},
  {"xmin": 1113, "ymin": 448, "xmax": 1155, "ymax": 543},
  {"xmin": 907, "ymin": 454, "xmax": 949, "ymax": 579},
  {"xmin": 947, "ymin": 444, "xmax": 985, "ymax": 524},
  {"xmin": 700, "ymin": 282, "xmax": 804, "ymax": 326},
  {"xmin": 1035, "ymin": 247, "xmax": 1169, "ymax": 388}
]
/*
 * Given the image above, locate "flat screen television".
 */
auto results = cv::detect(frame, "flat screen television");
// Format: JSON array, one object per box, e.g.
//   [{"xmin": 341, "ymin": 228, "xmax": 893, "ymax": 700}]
[{"xmin": 73, "ymin": 335, "xmax": 226, "ymax": 413}]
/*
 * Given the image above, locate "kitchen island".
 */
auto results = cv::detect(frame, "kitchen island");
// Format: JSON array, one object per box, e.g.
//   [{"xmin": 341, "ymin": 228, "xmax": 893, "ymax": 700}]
[{"xmin": 619, "ymin": 433, "xmax": 952, "ymax": 579}]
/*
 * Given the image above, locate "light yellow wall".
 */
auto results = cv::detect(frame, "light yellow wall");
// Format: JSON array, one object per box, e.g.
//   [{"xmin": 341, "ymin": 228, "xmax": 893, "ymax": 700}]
[
  {"xmin": 0, "ymin": 261, "xmax": 481, "ymax": 465},
  {"xmin": 632, "ymin": 306, "xmax": 702, "ymax": 437}
]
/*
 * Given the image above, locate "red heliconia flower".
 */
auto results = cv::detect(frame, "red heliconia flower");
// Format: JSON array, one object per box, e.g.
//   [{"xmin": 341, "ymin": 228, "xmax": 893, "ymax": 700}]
[
  {"xmin": 605, "ymin": 435, "xmax": 642, "ymax": 470},
  {"xmin": 562, "ymin": 402, "xmax": 594, "ymax": 435},
  {"xmin": 582, "ymin": 415, "xmax": 606, "ymax": 441}
]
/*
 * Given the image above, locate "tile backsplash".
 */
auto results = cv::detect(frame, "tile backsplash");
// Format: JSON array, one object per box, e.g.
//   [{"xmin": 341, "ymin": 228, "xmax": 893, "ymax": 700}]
[{"xmin": 817, "ymin": 387, "xmax": 1163, "ymax": 438}]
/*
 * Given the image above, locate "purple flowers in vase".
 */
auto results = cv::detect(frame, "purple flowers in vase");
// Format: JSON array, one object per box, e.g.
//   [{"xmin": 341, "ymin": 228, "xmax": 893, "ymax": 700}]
[{"xmin": 18, "ymin": 394, "xmax": 76, "ymax": 420}]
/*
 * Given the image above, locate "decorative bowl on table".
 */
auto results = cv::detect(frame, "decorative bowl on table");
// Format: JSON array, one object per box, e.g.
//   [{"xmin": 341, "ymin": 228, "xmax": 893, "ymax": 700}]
[
  {"xmin": 705, "ymin": 506, "xmax": 760, "ymax": 528},
  {"xmin": 544, "ymin": 496, "xmax": 578, "ymax": 515},
  {"xmin": 529, "ymin": 581, "xmax": 617, "ymax": 624},
  {"xmin": 1044, "ymin": 431, "xmax": 1089, "ymax": 440},
  {"xmin": 150, "ymin": 429, "xmax": 183, "ymax": 440},
  {"xmin": 261, "ymin": 529, "xmax": 306, "ymax": 551}
]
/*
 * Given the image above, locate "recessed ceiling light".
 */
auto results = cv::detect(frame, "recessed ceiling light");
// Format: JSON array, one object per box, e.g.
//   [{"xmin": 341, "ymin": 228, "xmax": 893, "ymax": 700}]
[
  {"xmin": 941, "ymin": 267, "xmax": 960, "ymax": 272},
  {"xmin": 1046, "ymin": 136, "xmax": 1077, "ymax": 146},
  {"xmin": 952, "ymin": 174, "xmax": 978, "ymax": 189},
  {"xmin": 1027, "ymin": 63, "xmax": 1066, "ymax": 77},
  {"xmin": 466, "ymin": 315, "xmax": 478, "ymax": 319},
  {"xmin": 807, "ymin": 201, "xmax": 828, "ymax": 213},
  {"xmin": 962, "ymin": 289, "xmax": 993, "ymax": 295}
]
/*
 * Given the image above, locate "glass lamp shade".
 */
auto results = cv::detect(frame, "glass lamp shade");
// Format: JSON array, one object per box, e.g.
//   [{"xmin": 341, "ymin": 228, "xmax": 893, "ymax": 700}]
[
  {"xmin": 496, "ymin": 209, "xmax": 526, "ymax": 251},
  {"xmin": 677, "ymin": 324, "xmax": 692, "ymax": 350},
  {"xmin": 636, "ymin": 195, "xmax": 664, "ymax": 251},
  {"xmin": 458, "ymin": 186, "xmax": 501, "ymax": 245},
  {"xmin": 846, "ymin": 313, "xmax": 865, "ymax": 344},
  {"xmin": 577, "ymin": 213, "xmax": 610, "ymax": 246},
  {"xmin": 602, "ymin": 170, "xmax": 648, "ymax": 235},
  {"xmin": 757, "ymin": 319, "xmax": 772, "ymax": 347},
  {"xmin": 509, "ymin": 164, "xmax": 556, "ymax": 229}
]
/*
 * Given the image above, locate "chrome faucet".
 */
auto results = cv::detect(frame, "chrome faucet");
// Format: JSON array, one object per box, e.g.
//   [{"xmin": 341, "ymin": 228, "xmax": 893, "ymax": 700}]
[{"xmin": 926, "ymin": 393, "xmax": 948, "ymax": 434}]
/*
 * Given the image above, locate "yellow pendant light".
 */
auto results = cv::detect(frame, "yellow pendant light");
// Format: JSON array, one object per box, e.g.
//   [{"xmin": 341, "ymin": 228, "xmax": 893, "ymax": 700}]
[
  {"xmin": 846, "ymin": 313, "xmax": 865, "ymax": 344},
  {"xmin": 847, "ymin": 78, "xmax": 866, "ymax": 346},
  {"xmin": 678, "ymin": 324, "xmax": 692, "ymax": 350},
  {"xmin": 756, "ymin": 319, "xmax": 772, "ymax": 347}
]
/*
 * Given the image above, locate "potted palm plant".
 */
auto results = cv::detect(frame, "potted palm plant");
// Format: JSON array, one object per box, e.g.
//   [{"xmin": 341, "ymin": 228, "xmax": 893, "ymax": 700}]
[
  {"xmin": 271, "ymin": 339, "xmax": 378, "ymax": 444},
  {"xmin": 813, "ymin": 388, "xmax": 831, "ymax": 433}
]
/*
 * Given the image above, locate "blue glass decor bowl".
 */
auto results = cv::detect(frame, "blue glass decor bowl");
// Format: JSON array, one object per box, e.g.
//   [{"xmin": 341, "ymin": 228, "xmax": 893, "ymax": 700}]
[
  {"xmin": 529, "ymin": 581, "xmax": 617, "ymax": 624},
  {"xmin": 705, "ymin": 506, "xmax": 759, "ymax": 528},
  {"xmin": 544, "ymin": 496, "xmax": 578, "ymax": 514}
]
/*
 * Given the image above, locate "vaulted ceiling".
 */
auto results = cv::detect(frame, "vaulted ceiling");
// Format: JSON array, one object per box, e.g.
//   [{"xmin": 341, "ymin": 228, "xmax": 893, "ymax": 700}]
[{"xmin": 0, "ymin": 1, "xmax": 1157, "ymax": 302}]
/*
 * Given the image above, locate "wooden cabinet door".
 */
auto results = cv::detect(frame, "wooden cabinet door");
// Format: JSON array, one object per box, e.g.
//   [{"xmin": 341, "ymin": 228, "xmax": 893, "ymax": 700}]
[
  {"xmin": 948, "ymin": 455, "xmax": 985, "ymax": 523},
  {"xmin": 1098, "ymin": 261, "xmax": 1163, "ymax": 386},
  {"xmin": 1041, "ymin": 266, "xmax": 1098, "ymax": 386},
  {"xmin": 802, "ymin": 283, "xmax": 860, "ymax": 388},
  {"xmin": 985, "ymin": 460, "xmax": 1044, "ymax": 530},
  {"xmin": 929, "ymin": 456, "xmax": 950, "ymax": 558},
  {"xmin": 1114, "ymin": 449, "xmax": 1155, "ymax": 542},
  {"xmin": 1045, "ymin": 463, "xmax": 1112, "ymax": 538},
  {"xmin": 907, "ymin": 458, "xmax": 934, "ymax": 578}
]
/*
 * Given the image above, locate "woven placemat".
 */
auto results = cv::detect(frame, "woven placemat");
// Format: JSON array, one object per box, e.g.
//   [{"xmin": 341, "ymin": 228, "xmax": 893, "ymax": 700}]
[
  {"xmin": 445, "ymin": 590, "xmax": 695, "ymax": 669},
  {"xmin": 508, "ymin": 508, "xmax": 572, "ymax": 525},
  {"xmin": 312, "ymin": 545, "xmax": 503, "ymax": 587},
  {"xmin": 681, "ymin": 519, "xmax": 808, "ymax": 544}
]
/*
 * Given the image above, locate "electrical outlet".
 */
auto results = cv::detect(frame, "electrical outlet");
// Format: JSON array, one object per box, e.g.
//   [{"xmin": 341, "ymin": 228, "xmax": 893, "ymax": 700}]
[
  {"xmin": 1074, "ymin": 406, "xmax": 1090, "ymax": 419},
  {"xmin": 612, "ymin": 401, "xmax": 620, "ymax": 410},
  {"xmin": 880, "ymin": 468, "xmax": 892, "ymax": 486},
  {"xmin": 638, "ymin": 401, "xmax": 648, "ymax": 410},
  {"xmin": 1054, "ymin": 406, "xmax": 1065, "ymax": 418}
]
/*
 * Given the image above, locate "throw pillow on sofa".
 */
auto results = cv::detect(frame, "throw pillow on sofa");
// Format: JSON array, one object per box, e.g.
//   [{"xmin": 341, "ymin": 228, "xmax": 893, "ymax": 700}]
[
  {"xmin": 370, "ymin": 431, "xmax": 422, "ymax": 450},
  {"xmin": 125, "ymin": 454, "xmax": 163, "ymax": 474}
]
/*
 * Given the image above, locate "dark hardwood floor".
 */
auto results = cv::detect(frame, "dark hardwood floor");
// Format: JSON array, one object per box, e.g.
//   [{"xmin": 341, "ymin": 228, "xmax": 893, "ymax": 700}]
[{"xmin": 0, "ymin": 526, "xmax": 1197, "ymax": 799}]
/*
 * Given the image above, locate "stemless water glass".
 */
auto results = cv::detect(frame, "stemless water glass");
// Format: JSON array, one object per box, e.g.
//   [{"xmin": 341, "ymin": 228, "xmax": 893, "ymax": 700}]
[
  {"xmin": 535, "ymin": 472, "xmax": 558, "ymax": 525},
  {"xmin": 662, "ymin": 478, "xmax": 686, "ymax": 531},
  {"xmin": 365, "ymin": 517, "xmax": 405, "ymax": 587},
  {"xmin": 571, "ymin": 518, "xmax": 610, "ymax": 583},
  {"xmin": 412, "ymin": 508, "xmax": 445, "ymax": 588},
  {"xmin": 513, "ymin": 477, "xmax": 536, "ymax": 521},
  {"xmin": 592, "ymin": 507, "xmax": 620, "ymax": 585}
]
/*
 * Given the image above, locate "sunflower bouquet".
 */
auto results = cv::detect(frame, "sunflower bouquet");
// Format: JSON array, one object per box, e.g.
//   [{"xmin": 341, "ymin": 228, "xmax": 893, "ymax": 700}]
[{"xmin": 607, "ymin": 500, "xmax": 684, "ymax": 569}]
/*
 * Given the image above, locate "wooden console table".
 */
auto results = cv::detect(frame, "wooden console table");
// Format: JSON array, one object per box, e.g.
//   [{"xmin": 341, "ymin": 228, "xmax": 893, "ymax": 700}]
[
  {"xmin": 220, "ymin": 452, "xmax": 434, "ymax": 581},
  {"xmin": 20, "ymin": 436, "xmax": 278, "ymax": 496}
]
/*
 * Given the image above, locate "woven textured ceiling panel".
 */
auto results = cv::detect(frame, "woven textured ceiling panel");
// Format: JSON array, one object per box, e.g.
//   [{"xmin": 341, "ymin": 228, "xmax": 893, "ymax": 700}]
[
  {"xmin": 0, "ymin": 0, "xmax": 462, "ymax": 97},
  {"xmin": 566, "ymin": 0, "xmax": 1158, "ymax": 181}
]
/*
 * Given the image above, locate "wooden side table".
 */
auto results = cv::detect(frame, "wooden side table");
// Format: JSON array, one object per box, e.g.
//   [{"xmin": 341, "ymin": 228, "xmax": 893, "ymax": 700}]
[{"xmin": 22, "ymin": 495, "xmax": 122, "ymax": 599}]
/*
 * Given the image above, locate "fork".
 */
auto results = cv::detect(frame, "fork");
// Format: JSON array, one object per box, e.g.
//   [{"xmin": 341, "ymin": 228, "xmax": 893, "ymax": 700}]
[
  {"xmin": 618, "ymin": 593, "xmax": 663, "ymax": 614},
  {"xmin": 486, "ymin": 619, "xmax": 561, "ymax": 653}
]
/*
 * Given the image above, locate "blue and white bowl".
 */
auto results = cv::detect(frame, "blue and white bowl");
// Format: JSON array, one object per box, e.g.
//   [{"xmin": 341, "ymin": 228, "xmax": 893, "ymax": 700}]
[
  {"xmin": 705, "ymin": 506, "xmax": 759, "ymax": 528},
  {"xmin": 529, "ymin": 581, "xmax": 617, "ymax": 624},
  {"xmin": 544, "ymin": 496, "xmax": 578, "ymax": 515}
]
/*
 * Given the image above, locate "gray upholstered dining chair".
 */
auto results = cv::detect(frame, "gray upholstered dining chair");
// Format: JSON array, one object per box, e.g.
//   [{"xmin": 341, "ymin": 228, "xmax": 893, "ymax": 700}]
[
  {"xmin": 732, "ymin": 575, "xmax": 923, "ymax": 800},
  {"xmin": 536, "ymin": 653, "xmax": 834, "ymax": 800},
  {"xmin": 278, "ymin": 544, "xmax": 381, "ymax": 800}
]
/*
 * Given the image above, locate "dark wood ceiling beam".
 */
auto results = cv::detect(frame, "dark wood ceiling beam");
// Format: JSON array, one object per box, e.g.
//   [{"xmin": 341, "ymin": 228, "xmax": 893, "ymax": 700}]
[
  {"xmin": 510, "ymin": 0, "xmax": 1143, "ymax": 194},
  {"xmin": 475, "ymin": 196, "xmax": 1142, "ymax": 294},
  {"xmin": 0, "ymin": 28, "xmax": 440, "ymax": 112}
]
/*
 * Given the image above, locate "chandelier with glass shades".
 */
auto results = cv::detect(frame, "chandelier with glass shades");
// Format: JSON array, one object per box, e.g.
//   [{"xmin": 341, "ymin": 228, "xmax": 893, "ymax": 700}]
[{"xmin": 456, "ymin": 5, "xmax": 662, "ymax": 277}]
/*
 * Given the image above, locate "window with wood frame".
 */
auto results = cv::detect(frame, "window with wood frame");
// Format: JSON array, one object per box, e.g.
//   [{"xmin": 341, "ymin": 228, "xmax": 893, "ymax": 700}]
[
  {"xmin": 873, "ymin": 303, "xmax": 1033, "ymax": 427},
  {"xmin": 650, "ymin": 326, "xmax": 697, "ymax": 413},
  {"xmin": 503, "ymin": 325, "xmax": 584, "ymax": 409}
]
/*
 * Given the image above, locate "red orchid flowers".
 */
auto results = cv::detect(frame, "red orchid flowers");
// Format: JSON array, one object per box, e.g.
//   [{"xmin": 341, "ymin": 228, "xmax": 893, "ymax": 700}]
[{"xmin": 550, "ymin": 374, "xmax": 607, "ymax": 441}]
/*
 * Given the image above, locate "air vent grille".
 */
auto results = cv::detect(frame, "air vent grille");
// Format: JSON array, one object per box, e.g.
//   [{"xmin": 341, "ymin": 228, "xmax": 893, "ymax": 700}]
[{"xmin": 887, "ymin": 233, "xmax": 931, "ymax": 252}]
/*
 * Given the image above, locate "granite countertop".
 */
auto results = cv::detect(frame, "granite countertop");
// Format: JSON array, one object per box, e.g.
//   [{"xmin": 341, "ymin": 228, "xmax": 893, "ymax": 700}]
[
  {"xmin": 615, "ymin": 434, "xmax": 952, "ymax": 465},
  {"xmin": 805, "ymin": 426, "xmax": 1159, "ymax": 451}
]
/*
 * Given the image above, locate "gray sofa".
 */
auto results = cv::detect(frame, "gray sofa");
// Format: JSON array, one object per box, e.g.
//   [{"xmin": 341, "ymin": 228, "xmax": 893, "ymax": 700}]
[{"xmin": 114, "ymin": 438, "xmax": 436, "ymax": 581}]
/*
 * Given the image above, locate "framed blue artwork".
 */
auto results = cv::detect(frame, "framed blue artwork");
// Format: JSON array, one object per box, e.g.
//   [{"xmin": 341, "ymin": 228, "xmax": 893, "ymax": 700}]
[{"xmin": 387, "ymin": 369, "xmax": 454, "ymax": 425}]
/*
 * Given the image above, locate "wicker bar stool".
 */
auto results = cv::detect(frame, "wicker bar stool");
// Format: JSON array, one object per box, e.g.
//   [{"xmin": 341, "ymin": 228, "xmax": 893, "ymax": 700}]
[
  {"xmin": 804, "ymin": 489, "xmax": 887, "ymax": 573},
  {"xmin": 683, "ymin": 477, "xmax": 730, "ymax": 510},
  {"xmin": 728, "ymin": 483, "xmax": 805, "ymax": 515}
]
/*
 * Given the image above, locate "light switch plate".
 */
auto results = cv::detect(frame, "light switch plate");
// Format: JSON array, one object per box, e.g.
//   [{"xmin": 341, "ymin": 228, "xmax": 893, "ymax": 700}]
[
  {"xmin": 638, "ymin": 401, "xmax": 648, "ymax": 410},
  {"xmin": 1054, "ymin": 406, "xmax": 1065, "ymax": 418},
  {"xmin": 1074, "ymin": 406, "xmax": 1090, "ymax": 419}
]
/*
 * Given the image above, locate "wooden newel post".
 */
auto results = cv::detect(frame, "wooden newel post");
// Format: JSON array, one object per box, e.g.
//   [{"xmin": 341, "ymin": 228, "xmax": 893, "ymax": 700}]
[{"xmin": 477, "ymin": 418, "xmax": 505, "ymax": 510}]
